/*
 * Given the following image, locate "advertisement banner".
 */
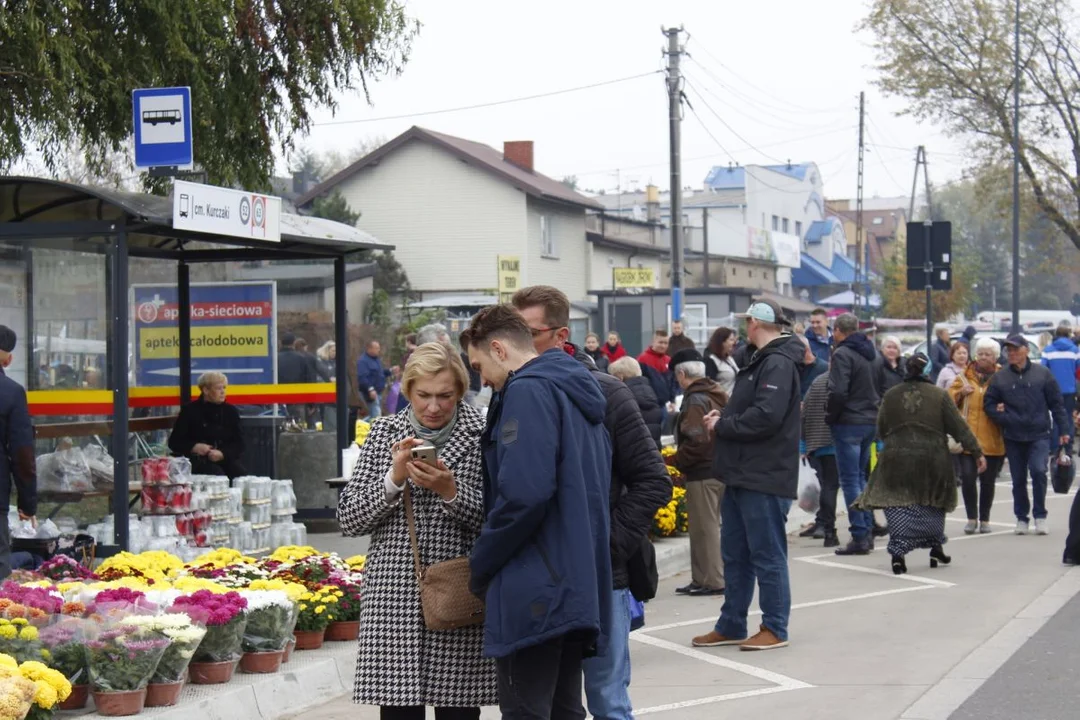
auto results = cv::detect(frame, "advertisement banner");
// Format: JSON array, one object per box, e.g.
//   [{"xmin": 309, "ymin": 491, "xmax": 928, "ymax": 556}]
[
  {"xmin": 497, "ymin": 255, "xmax": 521, "ymax": 303},
  {"xmin": 132, "ymin": 282, "xmax": 276, "ymax": 387},
  {"xmin": 613, "ymin": 267, "xmax": 656, "ymax": 289}
]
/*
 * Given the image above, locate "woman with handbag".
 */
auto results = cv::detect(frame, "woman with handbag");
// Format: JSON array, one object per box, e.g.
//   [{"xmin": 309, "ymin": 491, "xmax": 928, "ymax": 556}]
[
  {"xmin": 337, "ymin": 342, "xmax": 496, "ymax": 720},
  {"xmin": 949, "ymin": 338, "xmax": 1007, "ymax": 535}
]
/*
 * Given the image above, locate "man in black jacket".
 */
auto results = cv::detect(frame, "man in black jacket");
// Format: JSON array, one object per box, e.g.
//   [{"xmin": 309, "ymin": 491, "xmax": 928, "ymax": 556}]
[
  {"xmin": 693, "ymin": 300, "xmax": 801, "ymax": 652},
  {"xmin": 826, "ymin": 313, "xmax": 881, "ymax": 556},
  {"xmin": 0, "ymin": 326, "xmax": 36, "ymax": 581},
  {"xmin": 513, "ymin": 286, "xmax": 671, "ymax": 719},
  {"xmin": 985, "ymin": 335, "xmax": 1070, "ymax": 535}
]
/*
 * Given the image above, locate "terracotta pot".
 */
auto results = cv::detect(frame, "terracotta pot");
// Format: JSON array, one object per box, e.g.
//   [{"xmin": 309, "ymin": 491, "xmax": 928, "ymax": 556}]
[
  {"xmin": 145, "ymin": 681, "xmax": 184, "ymax": 707},
  {"xmin": 59, "ymin": 684, "xmax": 89, "ymax": 710},
  {"xmin": 188, "ymin": 660, "xmax": 237, "ymax": 685},
  {"xmin": 240, "ymin": 650, "xmax": 283, "ymax": 674},
  {"xmin": 92, "ymin": 688, "xmax": 147, "ymax": 717},
  {"xmin": 325, "ymin": 620, "xmax": 360, "ymax": 642},
  {"xmin": 282, "ymin": 638, "xmax": 295, "ymax": 664},
  {"xmin": 293, "ymin": 629, "xmax": 325, "ymax": 650}
]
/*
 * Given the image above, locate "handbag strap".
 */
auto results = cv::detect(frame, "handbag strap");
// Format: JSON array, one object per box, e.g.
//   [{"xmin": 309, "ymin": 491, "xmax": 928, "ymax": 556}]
[{"xmin": 401, "ymin": 483, "xmax": 425, "ymax": 582}]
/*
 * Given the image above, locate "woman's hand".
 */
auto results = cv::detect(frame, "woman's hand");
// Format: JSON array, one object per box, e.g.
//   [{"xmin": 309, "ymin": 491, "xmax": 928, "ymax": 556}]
[
  {"xmin": 976, "ymin": 456, "xmax": 988, "ymax": 474},
  {"xmin": 959, "ymin": 384, "xmax": 975, "ymax": 397},
  {"xmin": 192, "ymin": 443, "xmax": 212, "ymax": 456},
  {"xmin": 408, "ymin": 458, "xmax": 458, "ymax": 502},
  {"xmin": 208, "ymin": 449, "xmax": 224, "ymax": 462},
  {"xmin": 390, "ymin": 438, "xmax": 424, "ymax": 487}
]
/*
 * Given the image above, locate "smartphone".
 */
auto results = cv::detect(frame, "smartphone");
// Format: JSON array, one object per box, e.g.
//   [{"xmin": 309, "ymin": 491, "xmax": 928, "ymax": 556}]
[{"xmin": 410, "ymin": 444, "xmax": 438, "ymax": 467}]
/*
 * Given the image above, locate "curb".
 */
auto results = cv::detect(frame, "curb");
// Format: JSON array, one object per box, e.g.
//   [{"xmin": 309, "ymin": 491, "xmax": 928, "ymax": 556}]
[
  {"xmin": 74, "ymin": 644, "xmax": 356, "ymax": 720},
  {"xmin": 653, "ymin": 536, "xmax": 691, "ymax": 580}
]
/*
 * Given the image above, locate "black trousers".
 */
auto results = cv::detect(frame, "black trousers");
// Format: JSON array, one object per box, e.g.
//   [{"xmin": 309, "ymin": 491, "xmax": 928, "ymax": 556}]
[
  {"xmin": 496, "ymin": 635, "xmax": 586, "ymax": 720},
  {"xmin": 1065, "ymin": 488, "xmax": 1080, "ymax": 564},
  {"xmin": 810, "ymin": 454, "xmax": 840, "ymax": 532},
  {"xmin": 955, "ymin": 455, "xmax": 1003, "ymax": 522},
  {"xmin": 380, "ymin": 707, "xmax": 480, "ymax": 720}
]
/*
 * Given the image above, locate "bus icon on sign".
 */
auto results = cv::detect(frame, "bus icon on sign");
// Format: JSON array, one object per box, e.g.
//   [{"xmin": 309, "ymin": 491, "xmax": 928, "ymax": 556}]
[{"xmin": 142, "ymin": 109, "xmax": 181, "ymax": 126}]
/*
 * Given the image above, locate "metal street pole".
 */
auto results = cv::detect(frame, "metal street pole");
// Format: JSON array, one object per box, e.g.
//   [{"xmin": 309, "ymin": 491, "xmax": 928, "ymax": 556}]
[
  {"xmin": 1012, "ymin": 0, "xmax": 1021, "ymax": 332},
  {"xmin": 924, "ymin": 218, "xmax": 933, "ymax": 352},
  {"xmin": 664, "ymin": 26, "xmax": 684, "ymax": 321}
]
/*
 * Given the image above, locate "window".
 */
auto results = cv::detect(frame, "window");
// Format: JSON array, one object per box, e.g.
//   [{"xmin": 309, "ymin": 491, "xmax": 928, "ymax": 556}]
[
  {"xmin": 731, "ymin": 267, "xmax": 737, "ymax": 276},
  {"xmin": 771, "ymin": 215, "xmax": 779, "ymax": 231},
  {"xmin": 668, "ymin": 303, "xmax": 709, "ymax": 345},
  {"xmin": 795, "ymin": 221, "xmax": 803, "ymax": 238},
  {"xmin": 748, "ymin": 270, "xmax": 754, "ymax": 278},
  {"xmin": 782, "ymin": 218, "xmax": 790, "ymax": 233},
  {"xmin": 540, "ymin": 214, "xmax": 556, "ymax": 257},
  {"xmin": 872, "ymin": 217, "xmax": 884, "ymax": 225}
]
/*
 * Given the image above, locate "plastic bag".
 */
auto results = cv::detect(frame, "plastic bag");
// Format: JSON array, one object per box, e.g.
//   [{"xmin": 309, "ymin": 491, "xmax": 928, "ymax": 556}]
[
  {"xmin": 798, "ymin": 472, "xmax": 821, "ymax": 514},
  {"xmin": 36, "ymin": 447, "xmax": 94, "ymax": 493},
  {"xmin": 1052, "ymin": 448, "xmax": 1075, "ymax": 495},
  {"xmin": 84, "ymin": 444, "xmax": 114, "ymax": 487},
  {"xmin": 11, "ymin": 518, "xmax": 60, "ymax": 540}
]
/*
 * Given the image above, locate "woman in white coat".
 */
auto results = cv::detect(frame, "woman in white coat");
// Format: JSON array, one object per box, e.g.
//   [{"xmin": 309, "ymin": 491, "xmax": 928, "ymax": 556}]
[{"xmin": 337, "ymin": 342, "xmax": 496, "ymax": 720}]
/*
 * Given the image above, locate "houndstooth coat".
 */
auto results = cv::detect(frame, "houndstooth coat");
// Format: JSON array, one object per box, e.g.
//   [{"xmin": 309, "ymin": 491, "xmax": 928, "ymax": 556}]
[{"xmin": 337, "ymin": 403, "xmax": 498, "ymax": 708}]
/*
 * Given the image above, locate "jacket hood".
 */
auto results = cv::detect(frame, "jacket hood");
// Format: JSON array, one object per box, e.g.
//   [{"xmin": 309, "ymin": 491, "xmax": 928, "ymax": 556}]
[
  {"xmin": 1050, "ymin": 336, "xmax": 1079, "ymax": 352},
  {"xmin": 746, "ymin": 334, "xmax": 806, "ymax": 369},
  {"xmin": 515, "ymin": 349, "xmax": 607, "ymax": 424},
  {"xmin": 686, "ymin": 377, "xmax": 729, "ymax": 406},
  {"xmin": 838, "ymin": 332, "xmax": 877, "ymax": 361}
]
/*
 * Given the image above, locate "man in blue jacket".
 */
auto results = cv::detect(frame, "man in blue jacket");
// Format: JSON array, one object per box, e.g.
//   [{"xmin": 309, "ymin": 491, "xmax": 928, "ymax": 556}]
[
  {"xmin": 1041, "ymin": 322, "xmax": 1079, "ymax": 456},
  {"xmin": 462, "ymin": 304, "xmax": 613, "ymax": 720},
  {"xmin": 805, "ymin": 307, "xmax": 832, "ymax": 363},
  {"xmin": 0, "ymin": 326, "xmax": 36, "ymax": 581},
  {"xmin": 986, "ymin": 334, "xmax": 1070, "ymax": 536},
  {"xmin": 355, "ymin": 340, "xmax": 390, "ymax": 419}
]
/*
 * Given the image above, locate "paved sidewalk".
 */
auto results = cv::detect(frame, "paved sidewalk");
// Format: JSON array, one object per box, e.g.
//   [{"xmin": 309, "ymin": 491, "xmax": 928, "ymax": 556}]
[{"xmin": 296, "ymin": 485, "xmax": 1080, "ymax": 720}]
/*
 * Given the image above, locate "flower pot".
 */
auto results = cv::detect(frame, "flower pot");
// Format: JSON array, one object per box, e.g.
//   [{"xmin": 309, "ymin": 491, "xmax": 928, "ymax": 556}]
[
  {"xmin": 92, "ymin": 688, "xmax": 147, "ymax": 717},
  {"xmin": 240, "ymin": 650, "xmax": 283, "ymax": 674},
  {"xmin": 293, "ymin": 629, "xmax": 325, "ymax": 650},
  {"xmin": 59, "ymin": 684, "xmax": 89, "ymax": 710},
  {"xmin": 188, "ymin": 660, "xmax": 237, "ymax": 685},
  {"xmin": 145, "ymin": 681, "xmax": 184, "ymax": 707},
  {"xmin": 325, "ymin": 620, "xmax": 360, "ymax": 642},
  {"xmin": 282, "ymin": 638, "xmax": 295, "ymax": 664}
]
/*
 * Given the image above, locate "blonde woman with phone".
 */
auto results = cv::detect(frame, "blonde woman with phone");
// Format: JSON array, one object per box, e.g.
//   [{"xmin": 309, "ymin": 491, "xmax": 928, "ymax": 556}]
[{"xmin": 337, "ymin": 342, "xmax": 495, "ymax": 720}]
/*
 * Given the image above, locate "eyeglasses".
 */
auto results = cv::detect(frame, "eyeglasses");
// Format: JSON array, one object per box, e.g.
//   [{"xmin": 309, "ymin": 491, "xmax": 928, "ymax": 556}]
[{"xmin": 529, "ymin": 326, "xmax": 561, "ymax": 337}]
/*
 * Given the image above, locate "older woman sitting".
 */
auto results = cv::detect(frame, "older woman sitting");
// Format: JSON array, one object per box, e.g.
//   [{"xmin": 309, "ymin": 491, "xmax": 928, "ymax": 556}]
[
  {"xmin": 168, "ymin": 371, "xmax": 247, "ymax": 478},
  {"xmin": 337, "ymin": 342, "xmax": 496, "ymax": 720}
]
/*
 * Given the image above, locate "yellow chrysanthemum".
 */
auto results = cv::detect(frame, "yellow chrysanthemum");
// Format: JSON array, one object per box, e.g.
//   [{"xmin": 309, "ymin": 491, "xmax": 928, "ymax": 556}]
[
  {"xmin": 18, "ymin": 627, "xmax": 37, "ymax": 642},
  {"xmin": 0, "ymin": 626, "xmax": 17, "ymax": 640},
  {"xmin": 10, "ymin": 619, "xmax": 27, "ymax": 627},
  {"xmin": 0, "ymin": 654, "xmax": 18, "ymax": 670},
  {"xmin": 345, "ymin": 554, "xmax": 367, "ymax": 570},
  {"xmin": 298, "ymin": 603, "xmax": 308, "ymax": 611},
  {"xmin": 314, "ymin": 606, "xmax": 325, "ymax": 614}
]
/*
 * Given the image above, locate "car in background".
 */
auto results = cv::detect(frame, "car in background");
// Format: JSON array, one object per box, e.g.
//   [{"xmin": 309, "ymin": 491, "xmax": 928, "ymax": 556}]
[{"xmin": 905, "ymin": 332, "xmax": 1043, "ymax": 361}]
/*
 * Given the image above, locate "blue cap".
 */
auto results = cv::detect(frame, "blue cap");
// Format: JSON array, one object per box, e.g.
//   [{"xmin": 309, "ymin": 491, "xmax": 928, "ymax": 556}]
[
  {"xmin": 1003, "ymin": 334, "xmax": 1026, "ymax": 349},
  {"xmin": 735, "ymin": 299, "xmax": 790, "ymax": 326}
]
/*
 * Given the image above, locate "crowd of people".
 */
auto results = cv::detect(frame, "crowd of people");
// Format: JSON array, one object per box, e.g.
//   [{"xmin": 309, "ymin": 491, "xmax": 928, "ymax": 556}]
[{"xmin": 332, "ymin": 294, "xmax": 1079, "ymax": 719}]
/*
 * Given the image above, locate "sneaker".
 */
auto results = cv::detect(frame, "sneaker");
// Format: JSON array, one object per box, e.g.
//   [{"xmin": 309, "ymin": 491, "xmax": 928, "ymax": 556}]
[
  {"xmin": 740, "ymin": 625, "xmax": 789, "ymax": 651},
  {"xmin": 979, "ymin": 523, "xmax": 993, "ymax": 534},
  {"xmin": 1035, "ymin": 519, "xmax": 1049, "ymax": 535},
  {"xmin": 811, "ymin": 524, "xmax": 826, "ymax": 540},
  {"xmin": 963, "ymin": 520, "xmax": 978, "ymax": 535},
  {"xmin": 798, "ymin": 522, "xmax": 820, "ymax": 538},
  {"xmin": 676, "ymin": 583, "xmax": 701, "ymax": 595},
  {"xmin": 692, "ymin": 630, "xmax": 747, "ymax": 647},
  {"xmin": 1015, "ymin": 521, "xmax": 1029, "ymax": 535},
  {"xmin": 834, "ymin": 538, "xmax": 873, "ymax": 556}
]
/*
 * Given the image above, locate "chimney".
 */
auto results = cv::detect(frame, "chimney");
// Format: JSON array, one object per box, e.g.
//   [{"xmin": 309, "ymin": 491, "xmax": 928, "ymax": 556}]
[
  {"xmin": 503, "ymin": 141, "xmax": 534, "ymax": 172},
  {"xmin": 645, "ymin": 184, "xmax": 660, "ymax": 223}
]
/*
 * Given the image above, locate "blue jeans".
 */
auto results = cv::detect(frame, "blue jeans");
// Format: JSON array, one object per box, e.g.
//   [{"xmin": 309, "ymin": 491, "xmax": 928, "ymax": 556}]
[
  {"xmin": 831, "ymin": 424, "xmax": 876, "ymax": 541},
  {"xmin": 583, "ymin": 588, "xmax": 633, "ymax": 720},
  {"xmin": 1005, "ymin": 438, "xmax": 1051, "ymax": 522},
  {"xmin": 714, "ymin": 487, "xmax": 792, "ymax": 642},
  {"xmin": 365, "ymin": 394, "xmax": 382, "ymax": 421},
  {"xmin": 1051, "ymin": 394, "xmax": 1076, "ymax": 456}
]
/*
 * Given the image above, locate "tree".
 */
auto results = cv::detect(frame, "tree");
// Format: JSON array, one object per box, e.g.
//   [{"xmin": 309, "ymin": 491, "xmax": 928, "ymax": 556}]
[
  {"xmin": 561, "ymin": 175, "xmax": 579, "ymax": 190},
  {"xmin": 1, "ymin": 2, "xmax": 416, "ymax": 189},
  {"xmin": 879, "ymin": 251, "xmax": 977, "ymax": 320},
  {"xmin": 309, "ymin": 191, "xmax": 360, "ymax": 226},
  {"xmin": 863, "ymin": 0, "xmax": 1080, "ymax": 252}
]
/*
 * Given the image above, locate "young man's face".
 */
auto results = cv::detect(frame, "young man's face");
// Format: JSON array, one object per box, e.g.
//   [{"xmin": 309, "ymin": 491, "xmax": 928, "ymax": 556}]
[
  {"xmin": 671, "ymin": 321, "xmax": 684, "ymax": 337},
  {"xmin": 810, "ymin": 314, "xmax": 827, "ymax": 336},
  {"xmin": 518, "ymin": 305, "xmax": 566, "ymax": 355},
  {"xmin": 467, "ymin": 343, "xmax": 512, "ymax": 391},
  {"xmin": 651, "ymin": 335, "xmax": 669, "ymax": 354}
]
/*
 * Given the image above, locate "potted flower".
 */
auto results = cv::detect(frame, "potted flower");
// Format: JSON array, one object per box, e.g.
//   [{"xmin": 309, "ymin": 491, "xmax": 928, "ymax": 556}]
[
  {"xmin": 245, "ymin": 579, "xmax": 305, "ymax": 663},
  {"xmin": 238, "ymin": 590, "xmax": 292, "ymax": 673},
  {"xmin": 38, "ymin": 618, "xmax": 89, "ymax": 710},
  {"xmin": 170, "ymin": 590, "xmax": 247, "ymax": 684},
  {"xmin": 0, "ymin": 657, "xmax": 36, "ymax": 720},
  {"xmin": 0, "ymin": 652, "xmax": 73, "ymax": 720},
  {"xmin": 85, "ymin": 620, "xmax": 171, "ymax": 716},
  {"xmin": 123, "ymin": 613, "xmax": 206, "ymax": 707},
  {"xmin": 37, "ymin": 555, "xmax": 97, "ymax": 583},
  {"xmin": 293, "ymin": 588, "xmax": 337, "ymax": 650},
  {"xmin": 324, "ymin": 580, "xmax": 361, "ymax": 641},
  {"xmin": 0, "ymin": 617, "xmax": 47, "ymax": 664}
]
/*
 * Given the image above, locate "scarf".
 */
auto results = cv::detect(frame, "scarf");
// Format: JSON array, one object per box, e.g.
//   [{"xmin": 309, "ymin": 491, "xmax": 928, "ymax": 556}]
[{"xmin": 407, "ymin": 405, "xmax": 458, "ymax": 450}]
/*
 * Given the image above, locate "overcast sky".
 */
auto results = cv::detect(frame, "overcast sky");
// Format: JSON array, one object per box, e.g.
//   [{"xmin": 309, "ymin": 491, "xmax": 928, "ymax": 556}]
[{"xmin": 297, "ymin": 0, "xmax": 970, "ymax": 202}]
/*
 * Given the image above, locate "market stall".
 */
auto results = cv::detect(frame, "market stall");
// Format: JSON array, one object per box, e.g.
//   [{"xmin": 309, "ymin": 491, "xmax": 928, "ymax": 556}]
[{"xmin": 0, "ymin": 177, "xmax": 392, "ymax": 554}]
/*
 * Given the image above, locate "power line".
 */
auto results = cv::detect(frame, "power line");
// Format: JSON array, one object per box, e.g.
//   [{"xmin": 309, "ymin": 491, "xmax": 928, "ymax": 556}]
[
  {"xmin": 311, "ymin": 71, "xmax": 663, "ymax": 127},
  {"xmin": 865, "ymin": 128, "xmax": 914, "ymax": 193},
  {"xmin": 683, "ymin": 78, "xmax": 788, "ymax": 164}
]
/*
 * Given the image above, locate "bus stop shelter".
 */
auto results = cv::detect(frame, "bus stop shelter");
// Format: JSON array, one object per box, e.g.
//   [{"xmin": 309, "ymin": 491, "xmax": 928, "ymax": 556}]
[{"xmin": 0, "ymin": 176, "xmax": 391, "ymax": 551}]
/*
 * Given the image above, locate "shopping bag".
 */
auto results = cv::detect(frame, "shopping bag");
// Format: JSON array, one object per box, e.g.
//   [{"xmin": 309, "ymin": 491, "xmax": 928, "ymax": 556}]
[
  {"xmin": 797, "ymin": 472, "xmax": 820, "ymax": 514},
  {"xmin": 1052, "ymin": 448, "xmax": 1075, "ymax": 495}
]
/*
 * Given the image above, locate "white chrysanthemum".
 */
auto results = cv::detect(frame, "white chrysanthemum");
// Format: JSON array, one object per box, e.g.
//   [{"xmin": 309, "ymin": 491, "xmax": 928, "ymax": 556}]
[{"xmin": 238, "ymin": 590, "xmax": 292, "ymax": 611}]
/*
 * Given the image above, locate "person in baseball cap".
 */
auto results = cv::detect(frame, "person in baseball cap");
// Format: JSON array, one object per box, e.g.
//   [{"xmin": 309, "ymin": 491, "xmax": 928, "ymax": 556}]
[{"xmin": 734, "ymin": 299, "xmax": 792, "ymax": 328}]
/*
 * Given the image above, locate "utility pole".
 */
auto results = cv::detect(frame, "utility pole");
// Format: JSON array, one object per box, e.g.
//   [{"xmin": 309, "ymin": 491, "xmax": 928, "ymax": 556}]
[
  {"xmin": 907, "ymin": 145, "xmax": 935, "ymax": 350},
  {"xmin": 664, "ymin": 26, "xmax": 685, "ymax": 321},
  {"xmin": 1011, "ymin": 0, "xmax": 1021, "ymax": 332},
  {"xmin": 854, "ymin": 91, "xmax": 866, "ymax": 316},
  {"xmin": 702, "ymin": 207, "xmax": 710, "ymax": 288}
]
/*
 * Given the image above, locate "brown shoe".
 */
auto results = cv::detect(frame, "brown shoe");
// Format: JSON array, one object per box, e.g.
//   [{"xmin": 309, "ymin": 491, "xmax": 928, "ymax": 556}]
[
  {"xmin": 691, "ymin": 630, "xmax": 747, "ymax": 647},
  {"xmin": 739, "ymin": 625, "xmax": 789, "ymax": 651}
]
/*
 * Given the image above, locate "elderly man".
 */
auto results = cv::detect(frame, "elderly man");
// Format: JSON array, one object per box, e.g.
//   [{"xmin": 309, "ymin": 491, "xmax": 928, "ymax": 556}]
[
  {"xmin": 1041, "ymin": 322, "xmax": 1079, "ymax": 457},
  {"xmin": 0, "ymin": 326, "xmax": 35, "ymax": 581},
  {"xmin": 671, "ymin": 348, "xmax": 728, "ymax": 598},
  {"xmin": 826, "ymin": 313, "xmax": 881, "ymax": 556},
  {"xmin": 693, "ymin": 299, "xmax": 803, "ymax": 651},
  {"xmin": 986, "ymin": 334, "xmax": 1070, "ymax": 535}
]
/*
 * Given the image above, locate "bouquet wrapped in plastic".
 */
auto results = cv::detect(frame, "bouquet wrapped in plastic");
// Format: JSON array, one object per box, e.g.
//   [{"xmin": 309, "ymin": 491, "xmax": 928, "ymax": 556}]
[
  {"xmin": 238, "ymin": 591, "xmax": 293, "ymax": 653},
  {"xmin": 37, "ymin": 619, "xmax": 88, "ymax": 686},
  {"xmin": 122, "ymin": 614, "xmax": 206, "ymax": 685},
  {"xmin": 84, "ymin": 619, "xmax": 171, "ymax": 693},
  {"xmin": 169, "ymin": 591, "xmax": 247, "ymax": 663}
]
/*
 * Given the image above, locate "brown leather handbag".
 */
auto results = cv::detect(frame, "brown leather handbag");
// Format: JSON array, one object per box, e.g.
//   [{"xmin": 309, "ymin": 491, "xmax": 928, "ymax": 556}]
[{"xmin": 402, "ymin": 483, "xmax": 486, "ymax": 631}]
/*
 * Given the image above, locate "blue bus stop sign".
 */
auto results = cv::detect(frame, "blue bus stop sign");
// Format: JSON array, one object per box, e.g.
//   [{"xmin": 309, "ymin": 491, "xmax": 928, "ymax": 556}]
[{"xmin": 132, "ymin": 87, "xmax": 193, "ymax": 169}]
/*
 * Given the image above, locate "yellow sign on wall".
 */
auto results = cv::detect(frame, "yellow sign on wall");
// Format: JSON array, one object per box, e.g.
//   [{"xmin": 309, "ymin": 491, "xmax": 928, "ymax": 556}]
[
  {"xmin": 140, "ymin": 325, "xmax": 269, "ymax": 359},
  {"xmin": 613, "ymin": 267, "xmax": 656, "ymax": 289},
  {"xmin": 497, "ymin": 255, "xmax": 521, "ymax": 303}
]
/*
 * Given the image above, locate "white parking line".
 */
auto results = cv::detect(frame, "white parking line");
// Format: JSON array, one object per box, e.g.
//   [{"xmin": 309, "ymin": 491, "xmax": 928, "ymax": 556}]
[
  {"xmin": 636, "ymin": 685, "xmax": 803, "ymax": 716},
  {"xmin": 796, "ymin": 555, "xmax": 956, "ymax": 588}
]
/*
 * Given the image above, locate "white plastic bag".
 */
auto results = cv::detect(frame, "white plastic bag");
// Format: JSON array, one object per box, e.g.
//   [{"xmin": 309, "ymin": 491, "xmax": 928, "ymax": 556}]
[{"xmin": 797, "ymin": 471, "xmax": 821, "ymax": 514}]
